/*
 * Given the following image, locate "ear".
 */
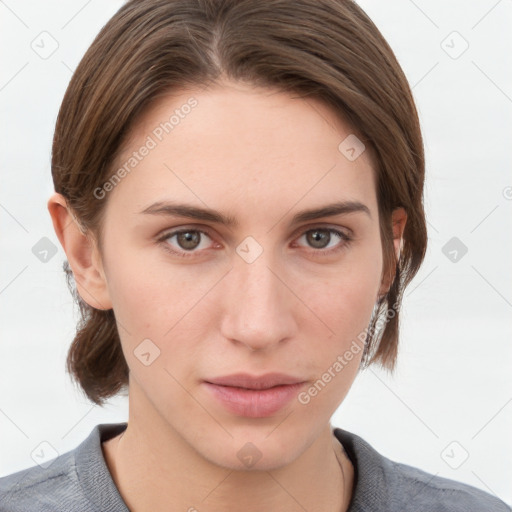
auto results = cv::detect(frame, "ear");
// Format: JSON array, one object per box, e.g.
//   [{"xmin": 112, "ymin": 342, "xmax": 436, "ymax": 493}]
[
  {"xmin": 378, "ymin": 206, "xmax": 407, "ymax": 299},
  {"xmin": 47, "ymin": 192, "xmax": 112, "ymax": 310}
]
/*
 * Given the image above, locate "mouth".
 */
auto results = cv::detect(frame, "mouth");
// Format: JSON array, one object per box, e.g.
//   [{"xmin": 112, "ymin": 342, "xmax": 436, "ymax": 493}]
[
  {"xmin": 203, "ymin": 373, "xmax": 307, "ymax": 418},
  {"xmin": 205, "ymin": 372, "xmax": 305, "ymax": 389}
]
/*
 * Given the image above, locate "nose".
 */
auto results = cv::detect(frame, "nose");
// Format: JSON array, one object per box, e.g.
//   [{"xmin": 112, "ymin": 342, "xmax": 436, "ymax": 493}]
[{"xmin": 219, "ymin": 249, "xmax": 297, "ymax": 351}]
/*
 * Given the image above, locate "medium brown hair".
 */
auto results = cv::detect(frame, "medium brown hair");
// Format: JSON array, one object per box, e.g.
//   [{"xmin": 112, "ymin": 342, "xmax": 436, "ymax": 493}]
[{"xmin": 52, "ymin": 0, "xmax": 427, "ymax": 406}]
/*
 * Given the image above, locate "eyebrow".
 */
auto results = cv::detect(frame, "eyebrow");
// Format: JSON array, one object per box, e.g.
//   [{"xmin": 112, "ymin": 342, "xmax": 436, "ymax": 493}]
[{"xmin": 139, "ymin": 200, "xmax": 371, "ymax": 227}]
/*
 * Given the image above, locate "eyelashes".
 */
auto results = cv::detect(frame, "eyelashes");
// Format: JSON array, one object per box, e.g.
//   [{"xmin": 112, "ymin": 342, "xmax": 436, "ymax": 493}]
[
  {"xmin": 157, "ymin": 226, "xmax": 353, "ymax": 260},
  {"xmin": 158, "ymin": 228, "xmax": 213, "ymax": 258},
  {"xmin": 294, "ymin": 227, "xmax": 352, "ymax": 255}
]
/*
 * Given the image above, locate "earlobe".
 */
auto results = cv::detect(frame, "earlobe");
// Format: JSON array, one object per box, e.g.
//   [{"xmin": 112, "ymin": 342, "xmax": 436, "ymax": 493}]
[
  {"xmin": 378, "ymin": 207, "xmax": 407, "ymax": 299},
  {"xmin": 47, "ymin": 192, "xmax": 112, "ymax": 311}
]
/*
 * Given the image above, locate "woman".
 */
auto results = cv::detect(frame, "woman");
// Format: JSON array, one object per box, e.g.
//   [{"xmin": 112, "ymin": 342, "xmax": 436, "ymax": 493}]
[{"xmin": 0, "ymin": 0, "xmax": 509, "ymax": 510}]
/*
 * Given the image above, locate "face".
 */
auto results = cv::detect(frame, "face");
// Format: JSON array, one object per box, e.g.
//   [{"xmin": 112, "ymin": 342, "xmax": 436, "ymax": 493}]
[{"xmin": 87, "ymin": 81, "xmax": 392, "ymax": 470}]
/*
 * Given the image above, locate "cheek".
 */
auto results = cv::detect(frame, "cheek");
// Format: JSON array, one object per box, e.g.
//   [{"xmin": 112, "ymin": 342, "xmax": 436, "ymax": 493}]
[
  {"xmin": 105, "ymin": 242, "xmax": 194, "ymax": 321},
  {"xmin": 293, "ymin": 241, "xmax": 382, "ymax": 399},
  {"xmin": 104, "ymin": 253, "xmax": 211, "ymax": 369},
  {"xmin": 294, "ymin": 258, "xmax": 381, "ymax": 413},
  {"xmin": 102, "ymin": 254, "xmax": 173, "ymax": 359},
  {"xmin": 309, "ymin": 244, "xmax": 382, "ymax": 338}
]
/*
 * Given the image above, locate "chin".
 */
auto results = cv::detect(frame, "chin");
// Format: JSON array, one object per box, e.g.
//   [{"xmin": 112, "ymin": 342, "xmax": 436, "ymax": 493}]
[{"xmin": 194, "ymin": 428, "xmax": 307, "ymax": 472}]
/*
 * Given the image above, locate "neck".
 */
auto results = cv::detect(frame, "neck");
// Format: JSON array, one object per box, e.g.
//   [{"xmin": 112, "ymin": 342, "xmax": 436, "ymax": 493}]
[{"xmin": 102, "ymin": 399, "xmax": 353, "ymax": 512}]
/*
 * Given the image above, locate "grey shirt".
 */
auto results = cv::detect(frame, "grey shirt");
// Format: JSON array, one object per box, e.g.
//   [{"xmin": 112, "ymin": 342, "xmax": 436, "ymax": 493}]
[{"xmin": 0, "ymin": 422, "xmax": 509, "ymax": 511}]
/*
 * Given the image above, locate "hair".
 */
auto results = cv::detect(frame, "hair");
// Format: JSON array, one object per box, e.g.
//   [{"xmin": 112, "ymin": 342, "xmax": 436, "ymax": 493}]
[{"xmin": 52, "ymin": 0, "xmax": 427, "ymax": 406}]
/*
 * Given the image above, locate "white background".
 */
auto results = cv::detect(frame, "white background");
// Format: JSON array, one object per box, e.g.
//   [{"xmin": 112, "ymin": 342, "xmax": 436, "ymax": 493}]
[{"xmin": 1, "ymin": 0, "xmax": 511, "ymax": 507}]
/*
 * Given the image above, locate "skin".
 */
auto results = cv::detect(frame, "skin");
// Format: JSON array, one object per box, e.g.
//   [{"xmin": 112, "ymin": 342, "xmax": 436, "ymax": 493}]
[{"xmin": 48, "ymin": 80, "xmax": 406, "ymax": 512}]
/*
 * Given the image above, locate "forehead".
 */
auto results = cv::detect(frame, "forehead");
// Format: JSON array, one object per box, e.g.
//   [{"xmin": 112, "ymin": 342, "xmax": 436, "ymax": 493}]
[{"xmin": 107, "ymin": 82, "xmax": 378, "ymax": 219}]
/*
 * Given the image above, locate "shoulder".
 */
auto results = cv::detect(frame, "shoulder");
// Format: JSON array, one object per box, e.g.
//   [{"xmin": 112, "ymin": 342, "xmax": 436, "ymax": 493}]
[
  {"xmin": 0, "ymin": 450, "xmax": 92, "ymax": 512},
  {"xmin": 0, "ymin": 422, "xmax": 128, "ymax": 512},
  {"xmin": 333, "ymin": 427, "xmax": 511, "ymax": 512},
  {"xmin": 389, "ymin": 458, "xmax": 510, "ymax": 511}
]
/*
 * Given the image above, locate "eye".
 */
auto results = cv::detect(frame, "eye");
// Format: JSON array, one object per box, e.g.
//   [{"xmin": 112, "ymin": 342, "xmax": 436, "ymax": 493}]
[
  {"xmin": 157, "ymin": 225, "xmax": 352, "ymax": 259},
  {"xmin": 157, "ymin": 228, "xmax": 215, "ymax": 258},
  {"xmin": 294, "ymin": 227, "xmax": 352, "ymax": 256}
]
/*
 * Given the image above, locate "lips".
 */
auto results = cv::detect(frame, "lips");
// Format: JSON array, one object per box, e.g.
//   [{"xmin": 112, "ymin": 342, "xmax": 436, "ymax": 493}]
[
  {"xmin": 203, "ymin": 373, "xmax": 307, "ymax": 418},
  {"xmin": 204, "ymin": 372, "xmax": 305, "ymax": 390}
]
